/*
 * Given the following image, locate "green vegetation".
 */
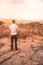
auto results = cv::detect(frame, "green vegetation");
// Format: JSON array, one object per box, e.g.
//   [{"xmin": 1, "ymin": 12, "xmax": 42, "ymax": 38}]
[
  {"xmin": 0, "ymin": 21, "xmax": 9, "ymax": 38},
  {"xmin": 18, "ymin": 22, "xmax": 43, "ymax": 39},
  {"xmin": 0, "ymin": 21, "xmax": 43, "ymax": 38}
]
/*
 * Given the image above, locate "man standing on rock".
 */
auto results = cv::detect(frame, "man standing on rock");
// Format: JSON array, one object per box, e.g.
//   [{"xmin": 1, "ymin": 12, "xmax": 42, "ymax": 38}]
[{"xmin": 9, "ymin": 20, "xmax": 19, "ymax": 51}]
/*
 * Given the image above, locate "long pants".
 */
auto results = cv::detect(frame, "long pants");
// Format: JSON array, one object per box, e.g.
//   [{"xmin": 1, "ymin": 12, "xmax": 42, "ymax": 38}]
[{"xmin": 11, "ymin": 35, "xmax": 18, "ymax": 50}]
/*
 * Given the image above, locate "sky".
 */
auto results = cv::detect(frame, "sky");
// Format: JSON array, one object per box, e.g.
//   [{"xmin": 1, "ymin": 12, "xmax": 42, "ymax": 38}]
[{"xmin": 0, "ymin": 0, "xmax": 43, "ymax": 20}]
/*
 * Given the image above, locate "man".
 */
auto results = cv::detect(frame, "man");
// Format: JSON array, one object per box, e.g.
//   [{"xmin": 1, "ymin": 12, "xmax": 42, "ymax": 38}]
[{"xmin": 9, "ymin": 20, "xmax": 19, "ymax": 51}]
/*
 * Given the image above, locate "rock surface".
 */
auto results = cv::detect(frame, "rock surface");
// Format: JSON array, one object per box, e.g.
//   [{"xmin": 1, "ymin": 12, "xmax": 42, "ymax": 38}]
[{"xmin": 0, "ymin": 41, "xmax": 43, "ymax": 65}]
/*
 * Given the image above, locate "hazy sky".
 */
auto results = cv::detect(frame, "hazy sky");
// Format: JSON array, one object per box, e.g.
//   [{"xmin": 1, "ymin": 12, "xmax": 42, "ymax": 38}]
[{"xmin": 0, "ymin": 0, "xmax": 43, "ymax": 20}]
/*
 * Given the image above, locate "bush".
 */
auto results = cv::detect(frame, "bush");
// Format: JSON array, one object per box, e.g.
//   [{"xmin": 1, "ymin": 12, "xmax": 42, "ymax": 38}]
[
  {"xmin": 0, "ymin": 21, "xmax": 4, "ymax": 25},
  {"xmin": 0, "ymin": 22, "xmax": 43, "ymax": 38}
]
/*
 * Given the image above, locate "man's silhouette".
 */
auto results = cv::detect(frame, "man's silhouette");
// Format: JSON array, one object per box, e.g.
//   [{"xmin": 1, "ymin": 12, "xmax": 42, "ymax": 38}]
[{"xmin": 9, "ymin": 20, "xmax": 19, "ymax": 51}]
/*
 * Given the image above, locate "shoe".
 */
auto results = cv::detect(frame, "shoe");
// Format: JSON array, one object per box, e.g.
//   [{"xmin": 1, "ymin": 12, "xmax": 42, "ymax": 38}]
[
  {"xmin": 15, "ymin": 48, "xmax": 18, "ymax": 51},
  {"xmin": 11, "ymin": 49, "xmax": 13, "ymax": 51}
]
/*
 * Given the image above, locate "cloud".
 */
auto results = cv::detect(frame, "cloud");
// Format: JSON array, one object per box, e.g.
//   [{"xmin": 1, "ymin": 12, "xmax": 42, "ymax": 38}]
[{"xmin": 9, "ymin": 0, "xmax": 24, "ymax": 4}]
